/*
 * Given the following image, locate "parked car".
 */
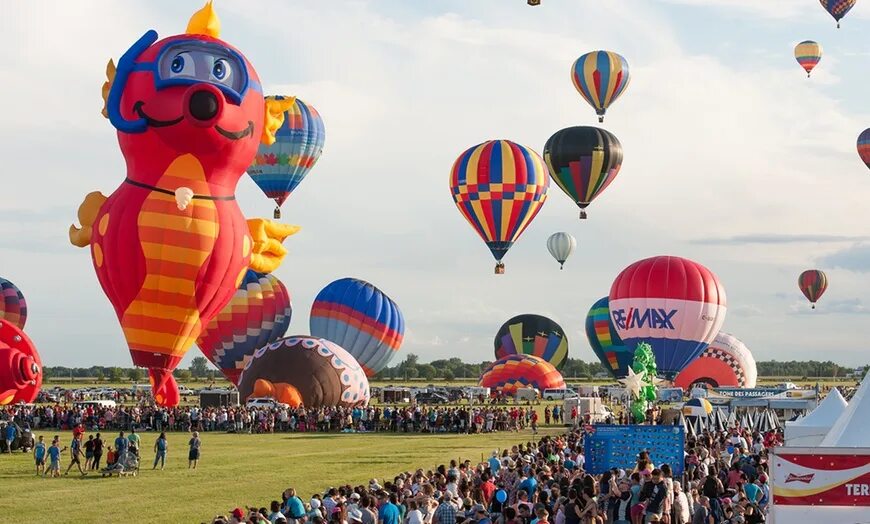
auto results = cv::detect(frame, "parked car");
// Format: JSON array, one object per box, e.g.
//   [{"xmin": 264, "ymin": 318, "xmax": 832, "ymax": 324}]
[
  {"xmin": 414, "ymin": 392, "xmax": 449, "ymax": 404},
  {"xmin": 177, "ymin": 385, "xmax": 194, "ymax": 396},
  {"xmin": 543, "ymin": 388, "xmax": 577, "ymax": 401},
  {"xmin": 245, "ymin": 398, "xmax": 289, "ymax": 410}
]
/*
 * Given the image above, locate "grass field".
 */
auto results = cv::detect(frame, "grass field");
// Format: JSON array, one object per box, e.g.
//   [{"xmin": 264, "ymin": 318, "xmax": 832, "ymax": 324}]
[{"xmin": 0, "ymin": 427, "xmax": 561, "ymax": 524}]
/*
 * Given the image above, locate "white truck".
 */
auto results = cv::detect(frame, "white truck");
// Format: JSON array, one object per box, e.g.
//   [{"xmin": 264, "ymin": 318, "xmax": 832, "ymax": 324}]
[{"xmin": 563, "ymin": 397, "xmax": 612, "ymax": 426}]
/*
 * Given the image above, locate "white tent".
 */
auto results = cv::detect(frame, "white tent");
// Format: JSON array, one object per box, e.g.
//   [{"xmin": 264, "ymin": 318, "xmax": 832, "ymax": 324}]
[
  {"xmin": 820, "ymin": 374, "xmax": 870, "ymax": 447},
  {"xmin": 784, "ymin": 388, "xmax": 847, "ymax": 446}
]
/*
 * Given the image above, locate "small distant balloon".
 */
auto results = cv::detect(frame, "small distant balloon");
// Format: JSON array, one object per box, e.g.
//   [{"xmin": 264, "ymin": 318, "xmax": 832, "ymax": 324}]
[
  {"xmin": 547, "ymin": 232, "xmax": 576, "ymax": 269},
  {"xmin": 571, "ymin": 51, "xmax": 631, "ymax": 123},
  {"xmin": 794, "ymin": 41, "xmax": 822, "ymax": 77},
  {"xmin": 858, "ymin": 128, "xmax": 870, "ymax": 171},
  {"xmin": 798, "ymin": 269, "xmax": 828, "ymax": 309},
  {"xmin": 819, "ymin": 0, "xmax": 856, "ymax": 28}
]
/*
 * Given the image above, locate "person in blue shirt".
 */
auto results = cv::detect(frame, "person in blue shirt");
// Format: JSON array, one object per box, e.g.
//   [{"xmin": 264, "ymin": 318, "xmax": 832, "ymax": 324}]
[
  {"xmin": 4, "ymin": 423, "xmax": 16, "ymax": 452},
  {"xmin": 378, "ymin": 493, "xmax": 400, "ymax": 524},
  {"xmin": 33, "ymin": 435, "xmax": 46, "ymax": 476},
  {"xmin": 519, "ymin": 473, "xmax": 538, "ymax": 498},
  {"xmin": 282, "ymin": 487, "xmax": 306, "ymax": 519},
  {"xmin": 64, "ymin": 433, "xmax": 86, "ymax": 476},
  {"xmin": 46, "ymin": 438, "xmax": 65, "ymax": 478},
  {"xmin": 114, "ymin": 431, "xmax": 128, "ymax": 458},
  {"xmin": 153, "ymin": 432, "xmax": 168, "ymax": 470},
  {"xmin": 488, "ymin": 451, "xmax": 501, "ymax": 476}
]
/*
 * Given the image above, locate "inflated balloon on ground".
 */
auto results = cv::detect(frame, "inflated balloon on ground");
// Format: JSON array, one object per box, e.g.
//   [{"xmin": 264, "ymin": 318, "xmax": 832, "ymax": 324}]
[
  {"xmin": 479, "ymin": 354, "xmax": 565, "ymax": 395},
  {"xmin": 0, "ymin": 319, "xmax": 42, "ymax": 405},
  {"xmin": 494, "ymin": 314, "xmax": 568, "ymax": 371},
  {"xmin": 673, "ymin": 332, "xmax": 757, "ymax": 389}
]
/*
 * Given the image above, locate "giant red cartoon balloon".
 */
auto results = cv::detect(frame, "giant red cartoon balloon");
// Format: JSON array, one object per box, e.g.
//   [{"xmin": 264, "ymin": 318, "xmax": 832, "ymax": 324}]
[
  {"xmin": 69, "ymin": 1, "xmax": 299, "ymax": 406},
  {"xmin": 0, "ymin": 319, "xmax": 42, "ymax": 405}
]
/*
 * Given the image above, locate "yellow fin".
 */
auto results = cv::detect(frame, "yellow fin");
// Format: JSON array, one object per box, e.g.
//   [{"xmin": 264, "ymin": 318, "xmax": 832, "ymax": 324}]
[
  {"xmin": 69, "ymin": 191, "xmax": 108, "ymax": 247},
  {"xmin": 247, "ymin": 218, "xmax": 300, "ymax": 273},
  {"xmin": 261, "ymin": 96, "xmax": 296, "ymax": 146},
  {"xmin": 101, "ymin": 59, "xmax": 116, "ymax": 119},
  {"xmin": 187, "ymin": 0, "xmax": 221, "ymax": 38}
]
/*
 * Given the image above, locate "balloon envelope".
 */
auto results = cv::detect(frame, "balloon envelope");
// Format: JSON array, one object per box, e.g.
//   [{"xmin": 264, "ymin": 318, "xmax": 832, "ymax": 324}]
[
  {"xmin": 197, "ymin": 270, "xmax": 292, "ymax": 385},
  {"xmin": 310, "ymin": 278, "xmax": 404, "ymax": 376},
  {"xmin": 0, "ymin": 319, "xmax": 42, "ymax": 405},
  {"xmin": 609, "ymin": 256, "xmax": 727, "ymax": 379},
  {"xmin": 248, "ymin": 96, "xmax": 325, "ymax": 208},
  {"xmin": 798, "ymin": 269, "xmax": 828, "ymax": 307},
  {"xmin": 238, "ymin": 336, "xmax": 370, "ymax": 408},
  {"xmin": 673, "ymin": 332, "xmax": 757, "ymax": 389},
  {"xmin": 547, "ymin": 232, "xmax": 576, "ymax": 269},
  {"xmin": 585, "ymin": 296, "xmax": 631, "ymax": 379},
  {"xmin": 858, "ymin": 128, "xmax": 870, "ymax": 170},
  {"xmin": 479, "ymin": 355, "xmax": 565, "ymax": 395},
  {"xmin": 819, "ymin": 0, "xmax": 856, "ymax": 27},
  {"xmin": 794, "ymin": 40, "xmax": 822, "ymax": 77},
  {"xmin": 571, "ymin": 51, "xmax": 631, "ymax": 122},
  {"xmin": 450, "ymin": 140, "xmax": 549, "ymax": 266},
  {"xmin": 494, "ymin": 314, "xmax": 569, "ymax": 371},
  {"xmin": 0, "ymin": 277, "xmax": 27, "ymax": 330},
  {"xmin": 544, "ymin": 126, "xmax": 623, "ymax": 218}
]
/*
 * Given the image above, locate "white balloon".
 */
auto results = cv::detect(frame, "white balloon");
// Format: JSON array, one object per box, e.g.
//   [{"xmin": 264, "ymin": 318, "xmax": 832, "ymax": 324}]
[{"xmin": 547, "ymin": 232, "xmax": 576, "ymax": 269}]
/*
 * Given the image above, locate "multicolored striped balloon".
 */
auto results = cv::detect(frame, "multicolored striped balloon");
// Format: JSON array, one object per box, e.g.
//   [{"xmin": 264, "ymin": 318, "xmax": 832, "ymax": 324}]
[
  {"xmin": 310, "ymin": 278, "xmax": 404, "ymax": 377},
  {"xmin": 494, "ymin": 314, "xmax": 569, "ymax": 371},
  {"xmin": 794, "ymin": 41, "xmax": 822, "ymax": 77},
  {"xmin": 609, "ymin": 256, "xmax": 727, "ymax": 379},
  {"xmin": 450, "ymin": 140, "xmax": 549, "ymax": 273},
  {"xmin": 585, "ymin": 296, "xmax": 631, "ymax": 379},
  {"xmin": 544, "ymin": 126, "xmax": 623, "ymax": 219},
  {"xmin": 674, "ymin": 332, "xmax": 757, "ymax": 389},
  {"xmin": 798, "ymin": 269, "xmax": 828, "ymax": 309},
  {"xmin": 571, "ymin": 50, "xmax": 631, "ymax": 123},
  {"xmin": 248, "ymin": 96, "xmax": 326, "ymax": 217},
  {"xmin": 858, "ymin": 128, "xmax": 870, "ymax": 170},
  {"xmin": 0, "ymin": 277, "xmax": 27, "ymax": 330},
  {"xmin": 196, "ymin": 270, "xmax": 292, "ymax": 385},
  {"xmin": 819, "ymin": 0, "xmax": 856, "ymax": 28},
  {"xmin": 479, "ymin": 354, "xmax": 565, "ymax": 396}
]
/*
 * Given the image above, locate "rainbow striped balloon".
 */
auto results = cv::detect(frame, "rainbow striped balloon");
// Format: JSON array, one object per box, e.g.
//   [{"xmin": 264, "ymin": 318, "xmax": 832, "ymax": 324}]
[
  {"xmin": 571, "ymin": 50, "xmax": 631, "ymax": 123},
  {"xmin": 794, "ymin": 41, "xmax": 822, "ymax": 77},
  {"xmin": 450, "ymin": 140, "xmax": 549, "ymax": 272},
  {"xmin": 479, "ymin": 355, "xmax": 565, "ymax": 396},
  {"xmin": 858, "ymin": 128, "xmax": 870, "ymax": 171},
  {"xmin": 494, "ymin": 314, "xmax": 568, "ymax": 371},
  {"xmin": 0, "ymin": 277, "xmax": 27, "ymax": 330},
  {"xmin": 585, "ymin": 297, "xmax": 631, "ymax": 379}
]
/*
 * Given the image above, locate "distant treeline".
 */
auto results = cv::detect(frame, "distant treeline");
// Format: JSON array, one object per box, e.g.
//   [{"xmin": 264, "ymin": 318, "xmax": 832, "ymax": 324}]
[{"xmin": 43, "ymin": 355, "xmax": 867, "ymax": 382}]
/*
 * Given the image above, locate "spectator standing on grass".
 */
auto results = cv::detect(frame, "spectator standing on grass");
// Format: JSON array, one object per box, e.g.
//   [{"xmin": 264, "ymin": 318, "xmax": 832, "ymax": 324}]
[
  {"xmin": 114, "ymin": 431, "xmax": 128, "ymax": 458},
  {"xmin": 188, "ymin": 431, "xmax": 201, "ymax": 469},
  {"xmin": 127, "ymin": 427, "xmax": 141, "ymax": 456},
  {"xmin": 46, "ymin": 437, "xmax": 64, "ymax": 478},
  {"xmin": 64, "ymin": 432, "xmax": 87, "ymax": 476},
  {"xmin": 84, "ymin": 434, "xmax": 95, "ymax": 469},
  {"xmin": 153, "ymin": 431, "xmax": 168, "ymax": 470},
  {"xmin": 3, "ymin": 422, "xmax": 16, "ymax": 452},
  {"xmin": 33, "ymin": 435, "xmax": 46, "ymax": 476}
]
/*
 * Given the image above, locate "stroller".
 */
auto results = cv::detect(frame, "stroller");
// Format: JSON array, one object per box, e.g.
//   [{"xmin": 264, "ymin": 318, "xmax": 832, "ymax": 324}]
[{"xmin": 100, "ymin": 450, "xmax": 140, "ymax": 478}]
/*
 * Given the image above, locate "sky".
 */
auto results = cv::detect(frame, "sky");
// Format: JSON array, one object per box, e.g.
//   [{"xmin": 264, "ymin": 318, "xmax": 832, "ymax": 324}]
[{"xmin": 1, "ymin": 0, "xmax": 869, "ymax": 370}]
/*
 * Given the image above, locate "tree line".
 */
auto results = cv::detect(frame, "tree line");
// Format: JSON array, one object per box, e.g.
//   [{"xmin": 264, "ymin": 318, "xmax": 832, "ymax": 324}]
[{"xmin": 42, "ymin": 356, "xmax": 866, "ymax": 383}]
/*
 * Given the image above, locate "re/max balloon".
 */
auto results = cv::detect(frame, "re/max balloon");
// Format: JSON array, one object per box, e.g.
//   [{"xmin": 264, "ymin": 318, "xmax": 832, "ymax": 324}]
[
  {"xmin": 0, "ymin": 277, "xmax": 27, "ymax": 330},
  {"xmin": 794, "ymin": 41, "xmax": 822, "ymax": 77},
  {"xmin": 450, "ymin": 140, "xmax": 549, "ymax": 274},
  {"xmin": 479, "ymin": 355, "xmax": 565, "ymax": 396},
  {"xmin": 585, "ymin": 296, "xmax": 631, "ymax": 379},
  {"xmin": 196, "ymin": 270, "xmax": 292, "ymax": 385},
  {"xmin": 609, "ymin": 256, "xmax": 727, "ymax": 379},
  {"xmin": 673, "ymin": 332, "xmax": 757, "ymax": 389},
  {"xmin": 544, "ymin": 126, "xmax": 623, "ymax": 219},
  {"xmin": 310, "ymin": 278, "xmax": 404, "ymax": 376},
  {"xmin": 238, "ymin": 336, "xmax": 370, "ymax": 408},
  {"xmin": 798, "ymin": 269, "xmax": 828, "ymax": 309},
  {"xmin": 547, "ymin": 232, "xmax": 576, "ymax": 269},
  {"xmin": 571, "ymin": 51, "xmax": 631, "ymax": 123},
  {"xmin": 248, "ymin": 96, "xmax": 325, "ymax": 218},
  {"xmin": 494, "ymin": 314, "xmax": 569, "ymax": 371}
]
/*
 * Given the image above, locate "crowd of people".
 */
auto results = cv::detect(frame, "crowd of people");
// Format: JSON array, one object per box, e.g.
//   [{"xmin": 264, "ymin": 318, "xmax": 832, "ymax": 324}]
[
  {"xmin": 3, "ymin": 403, "xmax": 570, "ymax": 435},
  {"xmin": 211, "ymin": 424, "xmax": 779, "ymax": 524}
]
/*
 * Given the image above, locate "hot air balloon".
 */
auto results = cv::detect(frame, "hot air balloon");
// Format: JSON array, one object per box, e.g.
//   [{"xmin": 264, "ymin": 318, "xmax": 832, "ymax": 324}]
[
  {"xmin": 238, "ymin": 336, "xmax": 370, "ymax": 408},
  {"xmin": 479, "ymin": 355, "xmax": 565, "ymax": 396},
  {"xmin": 196, "ymin": 270, "xmax": 292, "ymax": 384},
  {"xmin": 450, "ymin": 140, "xmax": 549, "ymax": 274},
  {"xmin": 547, "ymin": 232, "xmax": 576, "ymax": 269},
  {"xmin": 0, "ymin": 277, "xmax": 27, "ymax": 330},
  {"xmin": 798, "ymin": 269, "xmax": 828, "ymax": 309},
  {"xmin": 673, "ymin": 332, "xmax": 758, "ymax": 389},
  {"xmin": 794, "ymin": 41, "xmax": 822, "ymax": 77},
  {"xmin": 819, "ymin": 0, "xmax": 856, "ymax": 28},
  {"xmin": 310, "ymin": 278, "xmax": 404, "ymax": 377},
  {"xmin": 0, "ymin": 319, "xmax": 42, "ymax": 405},
  {"xmin": 571, "ymin": 51, "xmax": 631, "ymax": 123},
  {"xmin": 585, "ymin": 297, "xmax": 632, "ymax": 379},
  {"xmin": 609, "ymin": 256, "xmax": 727, "ymax": 379},
  {"xmin": 858, "ymin": 128, "xmax": 870, "ymax": 170},
  {"xmin": 248, "ymin": 96, "xmax": 326, "ymax": 219},
  {"xmin": 494, "ymin": 314, "xmax": 569, "ymax": 370},
  {"xmin": 544, "ymin": 126, "xmax": 623, "ymax": 219}
]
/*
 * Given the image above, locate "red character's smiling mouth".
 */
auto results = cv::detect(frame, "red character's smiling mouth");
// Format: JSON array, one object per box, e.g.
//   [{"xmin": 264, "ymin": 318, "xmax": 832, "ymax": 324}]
[{"xmin": 132, "ymin": 100, "xmax": 254, "ymax": 140}]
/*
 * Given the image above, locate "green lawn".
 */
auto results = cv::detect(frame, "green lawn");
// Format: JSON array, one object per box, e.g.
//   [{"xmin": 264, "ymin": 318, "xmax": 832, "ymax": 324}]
[{"xmin": 0, "ymin": 428, "xmax": 560, "ymax": 524}]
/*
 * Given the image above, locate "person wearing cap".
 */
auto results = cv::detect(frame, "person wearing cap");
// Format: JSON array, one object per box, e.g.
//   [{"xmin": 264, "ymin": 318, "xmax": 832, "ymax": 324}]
[
  {"xmin": 229, "ymin": 508, "xmax": 246, "ymax": 524},
  {"xmin": 434, "ymin": 493, "xmax": 458, "ymax": 524},
  {"xmin": 347, "ymin": 492, "xmax": 361, "ymax": 514},
  {"xmin": 348, "ymin": 506, "xmax": 365, "ymax": 524},
  {"xmin": 489, "ymin": 451, "xmax": 502, "ymax": 476}
]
